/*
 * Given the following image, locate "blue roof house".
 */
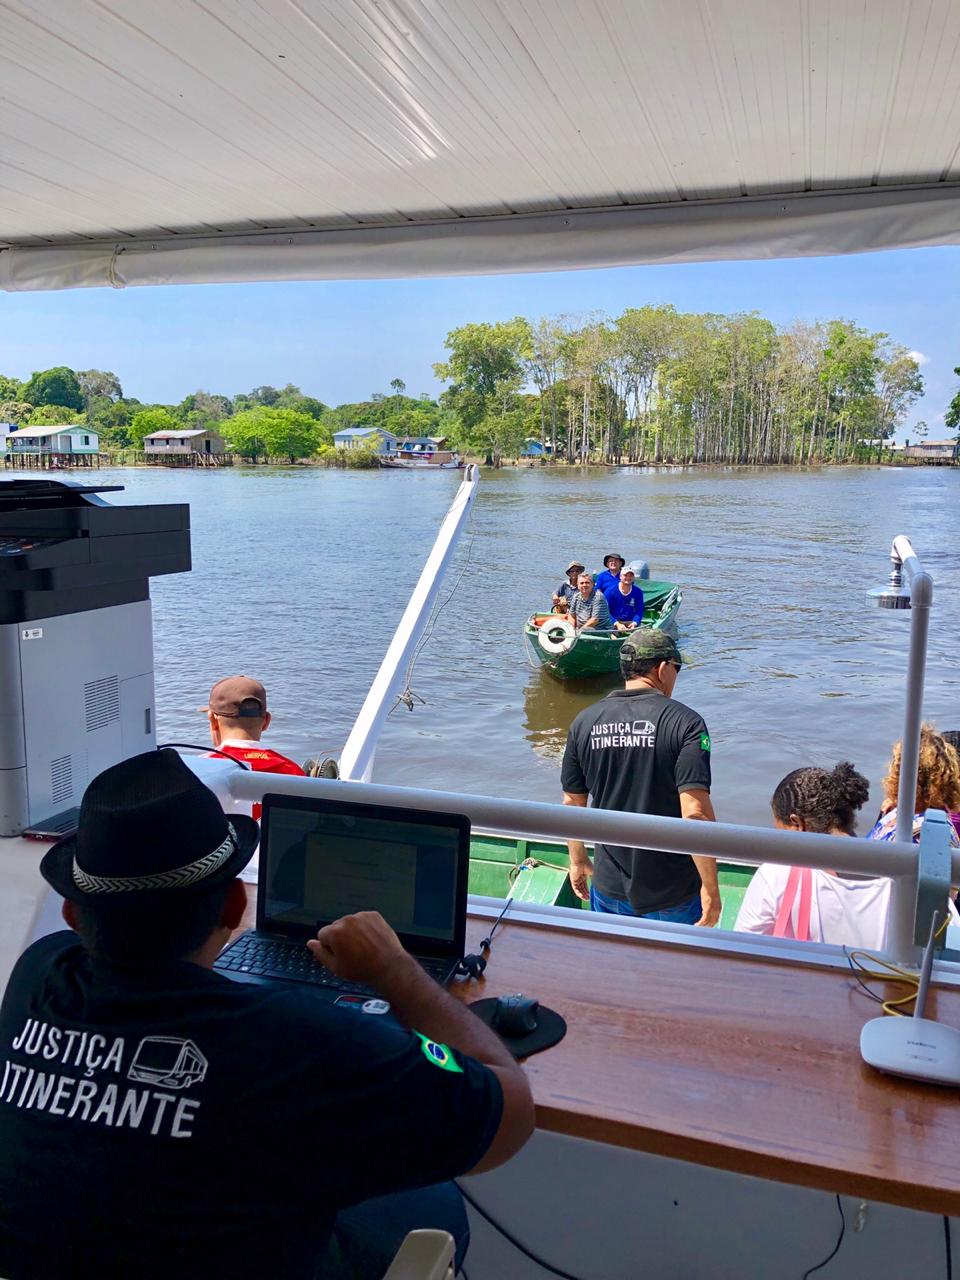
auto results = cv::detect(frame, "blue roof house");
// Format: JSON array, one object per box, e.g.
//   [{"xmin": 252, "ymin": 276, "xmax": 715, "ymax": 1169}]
[
  {"xmin": 332, "ymin": 427, "xmax": 397, "ymax": 454},
  {"xmin": 521, "ymin": 438, "xmax": 553, "ymax": 458}
]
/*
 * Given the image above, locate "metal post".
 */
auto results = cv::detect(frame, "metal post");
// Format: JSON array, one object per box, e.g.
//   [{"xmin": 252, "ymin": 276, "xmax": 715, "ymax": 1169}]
[
  {"xmin": 884, "ymin": 535, "xmax": 933, "ymax": 964},
  {"xmin": 338, "ymin": 464, "xmax": 480, "ymax": 782}
]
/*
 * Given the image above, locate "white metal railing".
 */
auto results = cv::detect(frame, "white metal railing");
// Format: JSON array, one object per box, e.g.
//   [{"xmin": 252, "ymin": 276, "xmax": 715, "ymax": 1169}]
[
  {"xmin": 338, "ymin": 464, "xmax": 480, "ymax": 782},
  {"xmin": 219, "ymin": 766, "xmax": 954, "ymax": 966},
  {"xmin": 229, "ymin": 768, "xmax": 916, "ymax": 877}
]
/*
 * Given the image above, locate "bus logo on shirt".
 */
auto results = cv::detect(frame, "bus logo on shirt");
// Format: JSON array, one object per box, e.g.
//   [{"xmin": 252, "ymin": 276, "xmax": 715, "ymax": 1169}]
[
  {"xmin": 416, "ymin": 1033, "xmax": 463, "ymax": 1074},
  {"xmin": 127, "ymin": 1037, "xmax": 208, "ymax": 1090}
]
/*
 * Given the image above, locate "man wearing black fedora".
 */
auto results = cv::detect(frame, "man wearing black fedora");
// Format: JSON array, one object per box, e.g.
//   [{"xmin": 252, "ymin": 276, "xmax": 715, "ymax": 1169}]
[{"xmin": 0, "ymin": 750, "xmax": 533, "ymax": 1280}]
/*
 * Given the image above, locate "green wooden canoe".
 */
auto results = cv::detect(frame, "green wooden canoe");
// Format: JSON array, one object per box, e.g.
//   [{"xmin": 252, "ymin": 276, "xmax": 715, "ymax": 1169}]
[
  {"xmin": 523, "ymin": 579, "xmax": 682, "ymax": 680},
  {"xmin": 469, "ymin": 830, "xmax": 754, "ymax": 931}
]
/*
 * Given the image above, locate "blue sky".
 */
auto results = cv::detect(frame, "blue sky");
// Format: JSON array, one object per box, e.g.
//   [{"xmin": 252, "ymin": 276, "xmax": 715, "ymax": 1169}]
[{"xmin": 0, "ymin": 246, "xmax": 957, "ymax": 440}]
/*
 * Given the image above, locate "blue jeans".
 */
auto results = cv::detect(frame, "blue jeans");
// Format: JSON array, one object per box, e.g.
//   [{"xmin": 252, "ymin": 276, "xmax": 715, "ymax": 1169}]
[
  {"xmin": 590, "ymin": 884, "xmax": 702, "ymax": 924},
  {"xmin": 321, "ymin": 1181, "xmax": 469, "ymax": 1278}
]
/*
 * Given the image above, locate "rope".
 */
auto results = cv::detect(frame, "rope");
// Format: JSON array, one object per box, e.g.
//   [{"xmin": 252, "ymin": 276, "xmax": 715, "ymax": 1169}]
[{"xmin": 388, "ymin": 513, "xmax": 477, "ymax": 716}]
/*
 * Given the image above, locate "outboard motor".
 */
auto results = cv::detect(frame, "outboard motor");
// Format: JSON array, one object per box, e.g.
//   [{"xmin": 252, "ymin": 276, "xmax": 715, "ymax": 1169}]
[{"xmin": 627, "ymin": 560, "xmax": 650, "ymax": 580}]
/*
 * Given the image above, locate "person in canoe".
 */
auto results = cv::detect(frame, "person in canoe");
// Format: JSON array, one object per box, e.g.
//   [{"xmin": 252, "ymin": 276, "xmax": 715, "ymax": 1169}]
[
  {"xmin": 552, "ymin": 559, "xmax": 585, "ymax": 612},
  {"xmin": 594, "ymin": 553, "xmax": 626, "ymax": 596},
  {"xmin": 568, "ymin": 572, "xmax": 613, "ymax": 630},
  {"xmin": 604, "ymin": 564, "xmax": 645, "ymax": 632}
]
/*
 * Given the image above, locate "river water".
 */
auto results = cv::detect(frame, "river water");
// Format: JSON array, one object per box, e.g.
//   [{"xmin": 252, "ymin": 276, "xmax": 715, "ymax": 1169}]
[{"xmin": 18, "ymin": 463, "xmax": 959, "ymax": 833}]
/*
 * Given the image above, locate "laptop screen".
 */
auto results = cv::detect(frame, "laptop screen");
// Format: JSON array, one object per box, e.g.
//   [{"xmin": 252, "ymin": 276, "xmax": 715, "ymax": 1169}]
[{"xmin": 258, "ymin": 794, "xmax": 469, "ymax": 955}]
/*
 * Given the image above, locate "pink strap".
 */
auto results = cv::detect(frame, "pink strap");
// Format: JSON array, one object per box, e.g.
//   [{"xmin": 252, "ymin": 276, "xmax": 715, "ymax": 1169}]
[{"xmin": 773, "ymin": 867, "xmax": 813, "ymax": 941}]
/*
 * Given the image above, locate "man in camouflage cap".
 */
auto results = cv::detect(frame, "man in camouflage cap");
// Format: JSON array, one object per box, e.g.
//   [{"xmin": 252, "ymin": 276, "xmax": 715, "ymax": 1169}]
[{"xmin": 560, "ymin": 627, "xmax": 720, "ymax": 926}]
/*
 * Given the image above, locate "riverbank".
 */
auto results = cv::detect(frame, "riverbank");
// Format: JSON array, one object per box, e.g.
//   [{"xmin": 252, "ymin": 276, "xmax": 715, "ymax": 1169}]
[{"xmin": 5, "ymin": 451, "xmax": 956, "ymax": 472}]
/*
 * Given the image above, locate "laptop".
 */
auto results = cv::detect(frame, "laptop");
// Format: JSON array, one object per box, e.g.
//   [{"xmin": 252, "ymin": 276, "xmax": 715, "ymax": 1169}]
[{"xmin": 214, "ymin": 792, "xmax": 470, "ymax": 1001}]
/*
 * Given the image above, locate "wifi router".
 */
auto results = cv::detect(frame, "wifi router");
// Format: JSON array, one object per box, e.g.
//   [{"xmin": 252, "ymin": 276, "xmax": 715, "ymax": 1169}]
[{"xmin": 860, "ymin": 911, "xmax": 960, "ymax": 1087}]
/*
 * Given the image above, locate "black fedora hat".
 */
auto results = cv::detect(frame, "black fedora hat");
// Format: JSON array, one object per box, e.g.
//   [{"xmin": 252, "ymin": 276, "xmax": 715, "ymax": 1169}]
[{"xmin": 41, "ymin": 749, "xmax": 259, "ymax": 903}]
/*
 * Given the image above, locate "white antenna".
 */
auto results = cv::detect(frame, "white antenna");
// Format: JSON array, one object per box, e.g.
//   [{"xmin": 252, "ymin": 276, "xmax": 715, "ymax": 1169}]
[
  {"xmin": 913, "ymin": 911, "xmax": 940, "ymax": 1021},
  {"xmin": 861, "ymin": 908, "xmax": 960, "ymax": 1087}
]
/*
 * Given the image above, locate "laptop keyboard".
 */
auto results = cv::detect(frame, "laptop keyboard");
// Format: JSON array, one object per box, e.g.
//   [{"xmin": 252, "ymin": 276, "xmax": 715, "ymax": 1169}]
[{"xmin": 215, "ymin": 935, "xmax": 453, "ymax": 991}]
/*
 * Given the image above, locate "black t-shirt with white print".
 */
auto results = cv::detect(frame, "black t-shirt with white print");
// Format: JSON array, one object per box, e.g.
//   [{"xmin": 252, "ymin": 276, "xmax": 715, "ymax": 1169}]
[
  {"xmin": 0, "ymin": 933, "xmax": 503, "ymax": 1280},
  {"xmin": 561, "ymin": 688, "xmax": 712, "ymax": 914}
]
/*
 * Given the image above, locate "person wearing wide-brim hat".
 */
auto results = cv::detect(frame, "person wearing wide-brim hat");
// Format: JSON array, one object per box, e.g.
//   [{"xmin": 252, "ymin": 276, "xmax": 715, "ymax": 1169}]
[
  {"xmin": 0, "ymin": 749, "xmax": 532, "ymax": 1279},
  {"xmin": 552, "ymin": 558, "xmax": 585, "ymax": 611},
  {"xmin": 40, "ymin": 747, "xmax": 261, "ymax": 905},
  {"xmin": 594, "ymin": 552, "xmax": 626, "ymax": 597}
]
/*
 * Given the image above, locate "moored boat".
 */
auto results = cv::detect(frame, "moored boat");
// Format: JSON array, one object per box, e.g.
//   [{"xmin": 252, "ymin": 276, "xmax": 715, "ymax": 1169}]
[
  {"xmin": 379, "ymin": 434, "xmax": 464, "ymax": 469},
  {"xmin": 523, "ymin": 578, "xmax": 682, "ymax": 679},
  {"xmin": 469, "ymin": 829, "xmax": 755, "ymax": 928},
  {"xmin": 379, "ymin": 451, "xmax": 464, "ymax": 469}
]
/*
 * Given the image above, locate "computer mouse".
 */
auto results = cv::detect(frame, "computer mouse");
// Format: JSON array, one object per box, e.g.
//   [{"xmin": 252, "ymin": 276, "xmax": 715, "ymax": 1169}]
[{"xmin": 492, "ymin": 993, "xmax": 539, "ymax": 1037}]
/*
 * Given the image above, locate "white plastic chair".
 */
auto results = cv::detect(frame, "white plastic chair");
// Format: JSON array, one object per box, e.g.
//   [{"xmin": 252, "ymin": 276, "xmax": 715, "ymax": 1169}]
[{"xmin": 381, "ymin": 1229, "xmax": 456, "ymax": 1280}]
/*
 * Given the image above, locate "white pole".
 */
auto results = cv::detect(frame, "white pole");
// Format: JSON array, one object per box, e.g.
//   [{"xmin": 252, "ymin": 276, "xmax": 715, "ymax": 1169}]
[
  {"xmin": 338, "ymin": 464, "xmax": 480, "ymax": 782},
  {"xmin": 886, "ymin": 534, "xmax": 934, "ymax": 963},
  {"xmin": 229, "ymin": 769, "xmax": 921, "ymax": 884}
]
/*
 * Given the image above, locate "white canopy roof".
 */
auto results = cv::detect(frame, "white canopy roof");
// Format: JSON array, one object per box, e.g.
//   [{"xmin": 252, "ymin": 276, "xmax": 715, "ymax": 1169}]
[{"xmin": 0, "ymin": 0, "xmax": 958, "ymax": 291}]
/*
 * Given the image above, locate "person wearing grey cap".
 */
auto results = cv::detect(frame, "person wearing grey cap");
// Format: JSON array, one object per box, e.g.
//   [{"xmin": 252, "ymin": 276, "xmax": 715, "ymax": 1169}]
[
  {"xmin": 552, "ymin": 559, "xmax": 585, "ymax": 611},
  {"xmin": 560, "ymin": 628, "xmax": 721, "ymax": 926}
]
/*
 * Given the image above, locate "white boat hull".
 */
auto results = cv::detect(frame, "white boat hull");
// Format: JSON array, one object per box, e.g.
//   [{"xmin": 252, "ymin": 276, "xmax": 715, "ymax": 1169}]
[{"xmin": 379, "ymin": 456, "xmax": 464, "ymax": 470}]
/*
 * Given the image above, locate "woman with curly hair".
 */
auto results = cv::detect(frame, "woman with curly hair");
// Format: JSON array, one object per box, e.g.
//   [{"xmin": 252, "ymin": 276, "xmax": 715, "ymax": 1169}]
[
  {"xmin": 938, "ymin": 729, "xmax": 960, "ymax": 842},
  {"xmin": 734, "ymin": 761, "xmax": 951, "ymax": 949},
  {"xmin": 867, "ymin": 725, "xmax": 960, "ymax": 845}
]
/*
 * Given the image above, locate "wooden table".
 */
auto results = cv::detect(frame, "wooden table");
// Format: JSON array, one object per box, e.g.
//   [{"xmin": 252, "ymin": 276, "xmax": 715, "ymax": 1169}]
[{"xmin": 235, "ymin": 891, "xmax": 960, "ymax": 1215}]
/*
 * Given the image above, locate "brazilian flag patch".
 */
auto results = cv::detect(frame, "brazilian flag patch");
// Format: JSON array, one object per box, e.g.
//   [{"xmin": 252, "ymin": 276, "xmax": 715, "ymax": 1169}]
[
  {"xmin": 700, "ymin": 732, "xmax": 711, "ymax": 753},
  {"xmin": 416, "ymin": 1033, "xmax": 463, "ymax": 1073}
]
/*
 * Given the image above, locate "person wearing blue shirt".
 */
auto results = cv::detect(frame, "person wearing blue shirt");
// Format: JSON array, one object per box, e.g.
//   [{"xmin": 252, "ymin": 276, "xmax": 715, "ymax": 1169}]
[
  {"xmin": 604, "ymin": 565, "xmax": 645, "ymax": 631},
  {"xmin": 594, "ymin": 553, "xmax": 626, "ymax": 596}
]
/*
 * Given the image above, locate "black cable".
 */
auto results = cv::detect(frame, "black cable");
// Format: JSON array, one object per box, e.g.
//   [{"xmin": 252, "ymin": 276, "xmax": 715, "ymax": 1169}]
[
  {"xmin": 802, "ymin": 1195, "xmax": 845, "ymax": 1278},
  {"xmin": 480, "ymin": 894, "xmax": 515, "ymax": 951},
  {"xmin": 843, "ymin": 947, "xmax": 887, "ymax": 1006},
  {"xmin": 157, "ymin": 742, "xmax": 252, "ymax": 769},
  {"xmin": 456, "ymin": 1182, "xmax": 584, "ymax": 1280},
  {"xmin": 949, "ymin": 1218, "xmax": 955, "ymax": 1280}
]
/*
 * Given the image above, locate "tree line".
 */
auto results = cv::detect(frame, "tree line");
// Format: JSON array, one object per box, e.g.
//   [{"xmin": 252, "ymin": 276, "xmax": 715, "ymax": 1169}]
[
  {"xmin": 2, "ymin": 306, "xmax": 950, "ymax": 467},
  {"xmin": 433, "ymin": 309, "xmax": 932, "ymax": 466}
]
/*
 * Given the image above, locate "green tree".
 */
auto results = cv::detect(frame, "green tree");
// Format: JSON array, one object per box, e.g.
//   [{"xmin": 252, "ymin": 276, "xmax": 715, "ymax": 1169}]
[
  {"xmin": 275, "ymin": 384, "xmax": 326, "ymax": 418},
  {"xmin": 945, "ymin": 367, "xmax": 960, "ymax": 438},
  {"xmin": 0, "ymin": 400, "xmax": 33, "ymax": 424},
  {"xmin": 872, "ymin": 345, "xmax": 924, "ymax": 445},
  {"xmin": 77, "ymin": 370, "xmax": 122, "ymax": 409},
  {"xmin": 434, "ymin": 318, "xmax": 531, "ymax": 465},
  {"xmin": 176, "ymin": 390, "xmax": 233, "ymax": 427},
  {"xmin": 86, "ymin": 397, "xmax": 144, "ymax": 448},
  {"xmin": 247, "ymin": 385, "xmax": 281, "ymax": 406},
  {"xmin": 0, "ymin": 374, "xmax": 24, "ymax": 402},
  {"xmin": 221, "ymin": 407, "xmax": 325, "ymax": 462},
  {"xmin": 22, "ymin": 366, "xmax": 83, "ymax": 412},
  {"xmin": 28, "ymin": 403, "xmax": 81, "ymax": 425},
  {"xmin": 129, "ymin": 406, "xmax": 180, "ymax": 448}
]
